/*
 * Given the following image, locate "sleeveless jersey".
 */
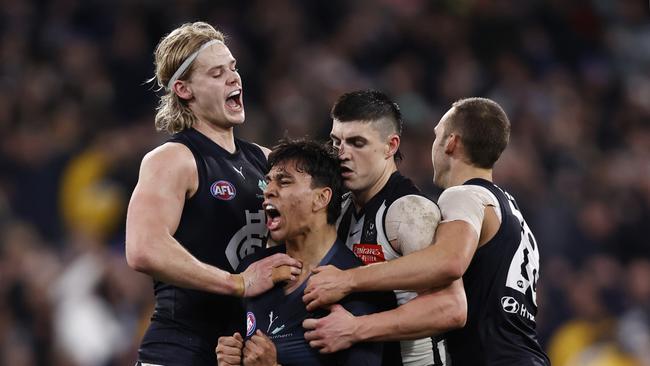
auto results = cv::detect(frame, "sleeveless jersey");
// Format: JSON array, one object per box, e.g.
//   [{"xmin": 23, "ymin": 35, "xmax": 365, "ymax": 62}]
[
  {"xmin": 337, "ymin": 172, "xmax": 447, "ymax": 366},
  {"xmin": 444, "ymin": 178, "xmax": 550, "ymax": 366},
  {"xmin": 138, "ymin": 128, "xmax": 269, "ymax": 366},
  {"xmin": 238, "ymin": 241, "xmax": 392, "ymax": 366}
]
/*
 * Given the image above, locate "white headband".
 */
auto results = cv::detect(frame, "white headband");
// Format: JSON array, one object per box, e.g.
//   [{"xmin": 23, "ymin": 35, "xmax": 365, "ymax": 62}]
[{"xmin": 166, "ymin": 39, "xmax": 223, "ymax": 91}]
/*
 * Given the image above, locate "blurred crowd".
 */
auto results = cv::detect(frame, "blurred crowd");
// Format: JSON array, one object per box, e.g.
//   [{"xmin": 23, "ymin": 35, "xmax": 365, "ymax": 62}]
[{"xmin": 0, "ymin": 0, "xmax": 648, "ymax": 365}]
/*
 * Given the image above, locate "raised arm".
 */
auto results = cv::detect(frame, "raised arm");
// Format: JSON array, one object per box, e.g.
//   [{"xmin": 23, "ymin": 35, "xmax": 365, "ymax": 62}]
[{"xmin": 125, "ymin": 143, "xmax": 300, "ymax": 297}]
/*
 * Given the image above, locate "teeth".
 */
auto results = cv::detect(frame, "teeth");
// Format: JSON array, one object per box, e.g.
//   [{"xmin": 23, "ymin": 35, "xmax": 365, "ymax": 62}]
[
  {"xmin": 265, "ymin": 204, "xmax": 276, "ymax": 211},
  {"xmin": 228, "ymin": 90, "xmax": 241, "ymax": 98}
]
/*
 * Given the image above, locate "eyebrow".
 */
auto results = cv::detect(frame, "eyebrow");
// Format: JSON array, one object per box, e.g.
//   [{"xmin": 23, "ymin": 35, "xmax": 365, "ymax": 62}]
[
  {"xmin": 331, "ymin": 134, "xmax": 368, "ymax": 144},
  {"xmin": 265, "ymin": 170, "xmax": 293, "ymax": 181},
  {"xmin": 205, "ymin": 59, "xmax": 236, "ymax": 74}
]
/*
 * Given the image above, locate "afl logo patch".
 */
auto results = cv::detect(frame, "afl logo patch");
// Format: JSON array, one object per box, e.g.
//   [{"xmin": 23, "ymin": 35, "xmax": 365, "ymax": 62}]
[
  {"xmin": 246, "ymin": 312, "xmax": 256, "ymax": 337},
  {"xmin": 211, "ymin": 180, "xmax": 236, "ymax": 200}
]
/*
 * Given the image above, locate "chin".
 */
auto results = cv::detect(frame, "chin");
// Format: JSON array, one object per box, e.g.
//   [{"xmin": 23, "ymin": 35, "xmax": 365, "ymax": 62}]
[
  {"xmin": 230, "ymin": 114, "xmax": 245, "ymax": 125},
  {"xmin": 270, "ymin": 231, "xmax": 285, "ymax": 243}
]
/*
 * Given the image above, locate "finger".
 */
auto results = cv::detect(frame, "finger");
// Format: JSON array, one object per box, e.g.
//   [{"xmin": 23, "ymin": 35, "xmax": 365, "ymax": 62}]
[
  {"xmin": 305, "ymin": 296, "xmax": 322, "ymax": 312},
  {"xmin": 309, "ymin": 339, "xmax": 324, "ymax": 349},
  {"xmin": 271, "ymin": 265, "xmax": 295, "ymax": 283},
  {"xmin": 216, "ymin": 354, "xmax": 241, "ymax": 365},
  {"xmin": 304, "ymin": 329, "xmax": 319, "ymax": 342},
  {"xmin": 233, "ymin": 332, "xmax": 243, "ymax": 342},
  {"xmin": 311, "ymin": 265, "xmax": 326, "ymax": 274},
  {"xmin": 303, "ymin": 282, "xmax": 313, "ymax": 295},
  {"xmin": 216, "ymin": 345, "xmax": 241, "ymax": 357},
  {"xmin": 268, "ymin": 253, "xmax": 302, "ymax": 268},
  {"xmin": 249, "ymin": 332, "xmax": 264, "ymax": 345},
  {"xmin": 218, "ymin": 336, "xmax": 243, "ymax": 349},
  {"xmin": 302, "ymin": 317, "xmax": 318, "ymax": 330},
  {"xmin": 244, "ymin": 338, "xmax": 261, "ymax": 355}
]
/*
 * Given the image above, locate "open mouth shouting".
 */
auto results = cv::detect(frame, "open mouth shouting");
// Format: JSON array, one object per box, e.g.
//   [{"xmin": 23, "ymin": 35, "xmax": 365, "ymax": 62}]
[
  {"xmin": 264, "ymin": 203, "xmax": 281, "ymax": 231},
  {"xmin": 225, "ymin": 89, "xmax": 243, "ymax": 112}
]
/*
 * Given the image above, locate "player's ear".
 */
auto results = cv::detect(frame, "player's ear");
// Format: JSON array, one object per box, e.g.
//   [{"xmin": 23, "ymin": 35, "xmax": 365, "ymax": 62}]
[
  {"xmin": 313, "ymin": 187, "xmax": 332, "ymax": 213},
  {"xmin": 385, "ymin": 134, "xmax": 400, "ymax": 159},
  {"xmin": 444, "ymin": 133, "xmax": 460, "ymax": 155},
  {"xmin": 172, "ymin": 80, "xmax": 193, "ymax": 100}
]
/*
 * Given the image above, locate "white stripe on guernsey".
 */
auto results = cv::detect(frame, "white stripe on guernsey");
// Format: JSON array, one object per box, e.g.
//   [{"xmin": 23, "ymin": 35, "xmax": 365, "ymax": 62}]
[{"xmin": 166, "ymin": 39, "xmax": 223, "ymax": 90}]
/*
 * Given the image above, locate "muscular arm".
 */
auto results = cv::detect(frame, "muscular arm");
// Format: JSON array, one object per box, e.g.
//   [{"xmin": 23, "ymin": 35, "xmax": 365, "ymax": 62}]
[
  {"xmin": 302, "ymin": 195, "xmax": 467, "ymax": 351},
  {"xmin": 303, "ymin": 280, "xmax": 466, "ymax": 352},
  {"xmin": 304, "ymin": 190, "xmax": 480, "ymax": 309},
  {"xmin": 350, "ymin": 220, "xmax": 478, "ymax": 292},
  {"xmin": 125, "ymin": 143, "xmax": 301, "ymax": 296},
  {"xmin": 355, "ymin": 280, "xmax": 466, "ymax": 341},
  {"xmin": 125, "ymin": 143, "xmax": 243, "ymax": 295},
  {"xmin": 349, "ymin": 186, "xmax": 495, "ymax": 293}
]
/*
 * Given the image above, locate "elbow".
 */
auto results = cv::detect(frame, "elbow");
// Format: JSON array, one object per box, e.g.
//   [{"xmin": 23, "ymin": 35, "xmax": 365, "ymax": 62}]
[
  {"xmin": 449, "ymin": 304, "xmax": 467, "ymax": 329},
  {"xmin": 126, "ymin": 240, "xmax": 154, "ymax": 273},
  {"xmin": 447, "ymin": 287, "xmax": 468, "ymax": 330},
  {"xmin": 440, "ymin": 258, "xmax": 464, "ymax": 283}
]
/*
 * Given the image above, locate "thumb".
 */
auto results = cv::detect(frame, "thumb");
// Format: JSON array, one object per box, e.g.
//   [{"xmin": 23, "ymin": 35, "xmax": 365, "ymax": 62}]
[{"xmin": 311, "ymin": 266, "xmax": 325, "ymax": 274}]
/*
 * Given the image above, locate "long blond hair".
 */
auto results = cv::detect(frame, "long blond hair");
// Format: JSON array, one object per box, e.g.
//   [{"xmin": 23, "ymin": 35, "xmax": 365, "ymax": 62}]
[{"xmin": 152, "ymin": 22, "xmax": 225, "ymax": 134}]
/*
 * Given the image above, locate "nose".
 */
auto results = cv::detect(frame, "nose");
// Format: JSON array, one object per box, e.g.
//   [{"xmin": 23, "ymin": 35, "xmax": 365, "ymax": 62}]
[
  {"xmin": 263, "ymin": 181, "xmax": 277, "ymax": 200},
  {"xmin": 337, "ymin": 144, "xmax": 349, "ymax": 160},
  {"xmin": 226, "ymin": 68, "xmax": 240, "ymax": 86}
]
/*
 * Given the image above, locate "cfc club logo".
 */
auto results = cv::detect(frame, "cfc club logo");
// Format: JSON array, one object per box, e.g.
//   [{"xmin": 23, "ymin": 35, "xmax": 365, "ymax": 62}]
[
  {"xmin": 211, "ymin": 180, "xmax": 236, "ymax": 200},
  {"xmin": 501, "ymin": 296, "xmax": 520, "ymax": 314},
  {"xmin": 246, "ymin": 312, "xmax": 256, "ymax": 337}
]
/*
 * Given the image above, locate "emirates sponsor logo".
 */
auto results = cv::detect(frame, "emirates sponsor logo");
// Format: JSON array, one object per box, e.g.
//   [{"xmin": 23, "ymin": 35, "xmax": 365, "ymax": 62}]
[{"xmin": 352, "ymin": 244, "xmax": 386, "ymax": 264}]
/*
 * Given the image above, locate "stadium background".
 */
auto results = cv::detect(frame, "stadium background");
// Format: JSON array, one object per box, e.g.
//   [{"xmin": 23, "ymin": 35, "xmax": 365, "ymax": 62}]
[{"xmin": 0, "ymin": 0, "xmax": 648, "ymax": 365}]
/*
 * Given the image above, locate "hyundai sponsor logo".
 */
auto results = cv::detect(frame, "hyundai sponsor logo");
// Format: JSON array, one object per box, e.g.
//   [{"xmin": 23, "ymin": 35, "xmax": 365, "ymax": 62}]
[
  {"xmin": 501, "ymin": 296, "xmax": 520, "ymax": 313},
  {"xmin": 501, "ymin": 296, "xmax": 536, "ymax": 321}
]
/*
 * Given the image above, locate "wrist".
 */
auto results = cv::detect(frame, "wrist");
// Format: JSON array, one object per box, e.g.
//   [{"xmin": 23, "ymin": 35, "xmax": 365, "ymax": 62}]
[
  {"xmin": 231, "ymin": 273, "xmax": 245, "ymax": 297},
  {"xmin": 346, "ymin": 267, "xmax": 359, "ymax": 294},
  {"xmin": 351, "ymin": 314, "xmax": 367, "ymax": 343}
]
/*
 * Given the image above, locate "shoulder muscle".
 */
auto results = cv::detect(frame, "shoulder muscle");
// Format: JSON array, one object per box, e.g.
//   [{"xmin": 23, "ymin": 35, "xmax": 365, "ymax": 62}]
[
  {"xmin": 438, "ymin": 185, "xmax": 499, "ymax": 239},
  {"xmin": 385, "ymin": 195, "xmax": 441, "ymax": 255}
]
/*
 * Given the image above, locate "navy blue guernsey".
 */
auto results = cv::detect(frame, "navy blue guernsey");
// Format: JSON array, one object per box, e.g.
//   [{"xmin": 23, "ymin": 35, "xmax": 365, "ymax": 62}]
[
  {"xmin": 444, "ymin": 178, "xmax": 550, "ymax": 366},
  {"xmin": 237, "ymin": 240, "xmax": 389, "ymax": 366},
  {"xmin": 138, "ymin": 128, "xmax": 269, "ymax": 366}
]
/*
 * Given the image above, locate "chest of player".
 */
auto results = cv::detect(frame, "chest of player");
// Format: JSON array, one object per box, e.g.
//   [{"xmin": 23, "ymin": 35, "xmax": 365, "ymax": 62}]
[
  {"xmin": 195, "ymin": 154, "xmax": 266, "ymax": 210},
  {"xmin": 340, "ymin": 200, "xmax": 400, "ymax": 265},
  {"xmin": 174, "ymin": 150, "xmax": 269, "ymax": 271}
]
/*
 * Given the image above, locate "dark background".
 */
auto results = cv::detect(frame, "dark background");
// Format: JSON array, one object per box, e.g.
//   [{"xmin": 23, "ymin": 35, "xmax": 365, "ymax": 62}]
[{"xmin": 0, "ymin": 0, "xmax": 648, "ymax": 365}]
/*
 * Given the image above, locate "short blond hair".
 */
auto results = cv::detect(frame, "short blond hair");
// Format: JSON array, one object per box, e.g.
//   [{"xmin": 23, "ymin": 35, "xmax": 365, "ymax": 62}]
[{"xmin": 152, "ymin": 22, "xmax": 225, "ymax": 134}]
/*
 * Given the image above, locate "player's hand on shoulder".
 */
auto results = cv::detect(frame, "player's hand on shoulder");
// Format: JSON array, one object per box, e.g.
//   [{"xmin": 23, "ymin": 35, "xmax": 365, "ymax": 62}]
[
  {"xmin": 303, "ymin": 265, "xmax": 351, "ymax": 311},
  {"xmin": 216, "ymin": 332, "xmax": 244, "ymax": 366},
  {"xmin": 240, "ymin": 253, "xmax": 302, "ymax": 297},
  {"xmin": 243, "ymin": 330, "xmax": 279, "ymax": 366}
]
